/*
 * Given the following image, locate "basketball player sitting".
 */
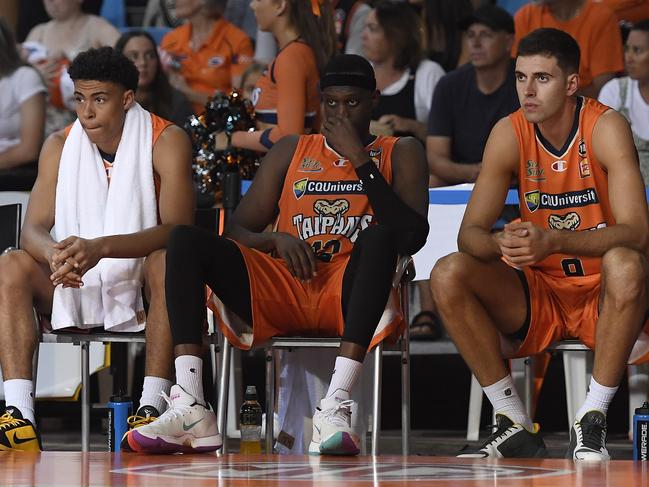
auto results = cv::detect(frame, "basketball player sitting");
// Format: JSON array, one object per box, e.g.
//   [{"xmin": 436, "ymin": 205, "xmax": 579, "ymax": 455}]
[
  {"xmin": 431, "ymin": 28, "xmax": 649, "ymax": 461},
  {"xmin": 0, "ymin": 47, "xmax": 194, "ymax": 452},
  {"xmin": 124, "ymin": 54, "xmax": 430, "ymax": 455}
]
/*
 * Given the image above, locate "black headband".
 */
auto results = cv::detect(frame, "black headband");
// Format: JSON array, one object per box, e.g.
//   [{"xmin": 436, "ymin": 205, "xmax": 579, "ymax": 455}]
[{"xmin": 320, "ymin": 72, "xmax": 376, "ymax": 92}]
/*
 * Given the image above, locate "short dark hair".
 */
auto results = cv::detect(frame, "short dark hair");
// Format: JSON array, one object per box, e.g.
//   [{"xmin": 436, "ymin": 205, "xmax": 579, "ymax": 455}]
[
  {"xmin": 320, "ymin": 54, "xmax": 376, "ymax": 92},
  {"xmin": 68, "ymin": 46, "xmax": 139, "ymax": 91},
  {"xmin": 374, "ymin": 0, "xmax": 422, "ymax": 71},
  {"xmin": 517, "ymin": 28, "xmax": 580, "ymax": 75},
  {"xmin": 632, "ymin": 19, "xmax": 649, "ymax": 34}
]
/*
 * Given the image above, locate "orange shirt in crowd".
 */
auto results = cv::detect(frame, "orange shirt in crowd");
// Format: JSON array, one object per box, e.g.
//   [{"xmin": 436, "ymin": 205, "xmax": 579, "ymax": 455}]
[
  {"xmin": 160, "ymin": 19, "xmax": 253, "ymax": 114},
  {"xmin": 513, "ymin": 2, "xmax": 624, "ymax": 89},
  {"xmin": 598, "ymin": 0, "xmax": 649, "ymax": 23},
  {"xmin": 251, "ymin": 41, "xmax": 321, "ymax": 148}
]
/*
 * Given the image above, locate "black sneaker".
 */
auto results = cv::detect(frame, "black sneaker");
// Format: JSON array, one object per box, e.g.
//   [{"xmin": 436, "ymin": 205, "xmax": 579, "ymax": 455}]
[
  {"xmin": 567, "ymin": 410, "xmax": 610, "ymax": 461},
  {"xmin": 0, "ymin": 406, "xmax": 42, "ymax": 452},
  {"xmin": 120, "ymin": 405, "xmax": 160, "ymax": 452},
  {"xmin": 458, "ymin": 414, "xmax": 547, "ymax": 458}
]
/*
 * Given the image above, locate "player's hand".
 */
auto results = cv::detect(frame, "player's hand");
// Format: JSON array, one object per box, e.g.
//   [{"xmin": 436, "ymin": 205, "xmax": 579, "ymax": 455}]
[
  {"xmin": 271, "ymin": 233, "xmax": 317, "ymax": 281},
  {"xmin": 498, "ymin": 221, "xmax": 555, "ymax": 266},
  {"xmin": 46, "ymin": 244, "xmax": 83, "ymax": 288},
  {"xmin": 321, "ymin": 115, "xmax": 367, "ymax": 167},
  {"xmin": 50, "ymin": 236, "xmax": 105, "ymax": 285}
]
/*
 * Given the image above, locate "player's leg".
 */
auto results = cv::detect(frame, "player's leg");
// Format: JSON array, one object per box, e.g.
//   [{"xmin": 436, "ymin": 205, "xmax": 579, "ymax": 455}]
[
  {"xmin": 128, "ymin": 225, "xmax": 251, "ymax": 453},
  {"xmin": 310, "ymin": 224, "xmax": 398, "ymax": 455},
  {"xmin": 430, "ymin": 252, "xmax": 546, "ymax": 458},
  {"xmin": 0, "ymin": 250, "xmax": 55, "ymax": 451},
  {"xmin": 568, "ymin": 247, "xmax": 649, "ymax": 461}
]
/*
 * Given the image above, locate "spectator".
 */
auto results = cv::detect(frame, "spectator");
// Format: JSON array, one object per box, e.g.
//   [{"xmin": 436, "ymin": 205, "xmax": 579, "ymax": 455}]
[
  {"xmin": 427, "ymin": 4, "xmax": 519, "ymax": 185},
  {"xmin": 24, "ymin": 0, "xmax": 120, "ymax": 135},
  {"xmin": 512, "ymin": 0, "xmax": 624, "ymax": 98},
  {"xmin": 599, "ymin": 19, "xmax": 649, "ymax": 184},
  {"xmin": 363, "ymin": 0, "xmax": 445, "ymax": 142},
  {"xmin": 334, "ymin": 0, "xmax": 372, "ymax": 56},
  {"xmin": 219, "ymin": 0, "xmax": 337, "ymax": 152},
  {"xmin": 160, "ymin": 0, "xmax": 254, "ymax": 114},
  {"xmin": 0, "ymin": 18, "xmax": 46, "ymax": 191},
  {"xmin": 115, "ymin": 31, "xmax": 194, "ymax": 128}
]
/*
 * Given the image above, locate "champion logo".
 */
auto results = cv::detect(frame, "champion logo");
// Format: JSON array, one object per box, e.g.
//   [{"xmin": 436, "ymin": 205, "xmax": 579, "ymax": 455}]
[
  {"xmin": 551, "ymin": 160, "xmax": 568, "ymax": 172},
  {"xmin": 333, "ymin": 159, "xmax": 347, "ymax": 167}
]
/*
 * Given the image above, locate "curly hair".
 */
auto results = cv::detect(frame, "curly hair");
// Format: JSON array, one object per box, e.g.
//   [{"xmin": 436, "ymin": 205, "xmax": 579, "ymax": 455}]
[{"xmin": 68, "ymin": 46, "xmax": 139, "ymax": 91}]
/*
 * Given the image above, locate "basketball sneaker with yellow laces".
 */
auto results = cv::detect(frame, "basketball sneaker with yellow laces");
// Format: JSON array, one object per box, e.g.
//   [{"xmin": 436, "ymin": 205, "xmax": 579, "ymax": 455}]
[
  {"xmin": 0, "ymin": 406, "xmax": 42, "ymax": 452},
  {"xmin": 120, "ymin": 405, "xmax": 159, "ymax": 452}
]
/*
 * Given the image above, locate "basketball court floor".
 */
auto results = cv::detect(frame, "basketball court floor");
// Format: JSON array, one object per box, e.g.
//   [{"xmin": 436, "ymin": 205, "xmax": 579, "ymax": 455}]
[{"xmin": 1, "ymin": 452, "xmax": 647, "ymax": 486}]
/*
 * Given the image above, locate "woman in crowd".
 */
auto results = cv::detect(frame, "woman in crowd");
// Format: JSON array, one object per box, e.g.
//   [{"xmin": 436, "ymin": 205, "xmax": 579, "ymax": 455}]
[
  {"xmin": 599, "ymin": 19, "xmax": 649, "ymax": 184},
  {"xmin": 115, "ymin": 30, "xmax": 193, "ymax": 128},
  {"xmin": 159, "ymin": 0, "xmax": 254, "ymax": 114},
  {"xmin": 220, "ymin": 0, "xmax": 336, "ymax": 152},
  {"xmin": 362, "ymin": 0, "xmax": 444, "ymax": 142},
  {"xmin": 24, "ymin": 0, "xmax": 120, "ymax": 134},
  {"xmin": 0, "ymin": 18, "xmax": 46, "ymax": 191}
]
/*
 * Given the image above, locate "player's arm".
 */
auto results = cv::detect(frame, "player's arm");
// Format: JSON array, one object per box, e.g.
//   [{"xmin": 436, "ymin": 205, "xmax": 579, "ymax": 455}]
[
  {"xmin": 426, "ymin": 135, "xmax": 481, "ymax": 184},
  {"xmin": 458, "ymin": 117, "xmax": 518, "ymax": 261},
  {"xmin": 224, "ymin": 135, "xmax": 318, "ymax": 280},
  {"xmin": 50, "ymin": 126, "xmax": 195, "ymax": 282},
  {"xmin": 546, "ymin": 111, "xmax": 649, "ymax": 256}
]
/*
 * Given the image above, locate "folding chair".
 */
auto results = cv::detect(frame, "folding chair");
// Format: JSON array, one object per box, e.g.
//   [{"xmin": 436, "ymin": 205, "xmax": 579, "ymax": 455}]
[
  {"xmin": 0, "ymin": 203, "xmax": 21, "ymax": 252},
  {"xmin": 216, "ymin": 255, "xmax": 414, "ymax": 456}
]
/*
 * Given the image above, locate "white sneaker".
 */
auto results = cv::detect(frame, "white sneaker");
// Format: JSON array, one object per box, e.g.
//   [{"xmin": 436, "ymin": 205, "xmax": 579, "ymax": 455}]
[
  {"xmin": 567, "ymin": 410, "xmax": 611, "ymax": 461},
  {"xmin": 308, "ymin": 392, "xmax": 360, "ymax": 456},
  {"xmin": 128, "ymin": 385, "xmax": 222, "ymax": 454}
]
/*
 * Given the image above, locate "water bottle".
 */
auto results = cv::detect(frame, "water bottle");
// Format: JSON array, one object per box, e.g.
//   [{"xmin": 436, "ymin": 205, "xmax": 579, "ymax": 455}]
[
  {"xmin": 633, "ymin": 401, "xmax": 649, "ymax": 461},
  {"xmin": 240, "ymin": 385, "xmax": 262, "ymax": 454},
  {"xmin": 107, "ymin": 395, "xmax": 132, "ymax": 452}
]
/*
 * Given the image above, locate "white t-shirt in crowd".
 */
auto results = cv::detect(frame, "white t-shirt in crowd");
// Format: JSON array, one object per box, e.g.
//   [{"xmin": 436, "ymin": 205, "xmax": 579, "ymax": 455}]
[
  {"xmin": 599, "ymin": 76, "xmax": 649, "ymax": 140},
  {"xmin": 379, "ymin": 59, "xmax": 445, "ymax": 123},
  {"xmin": 0, "ymin": 66, "xmax": 46, "ymax": 153}
]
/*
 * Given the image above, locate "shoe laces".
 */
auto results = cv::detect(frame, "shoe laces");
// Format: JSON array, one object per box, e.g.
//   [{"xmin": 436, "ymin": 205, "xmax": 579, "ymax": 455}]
[
  {"xmin": 478, "ymin": 421, "xmax": 516, "ymax": 449},
  {"xmin": 155, "ymin": 391, "xmax": 192, "ymax": 423},
  {"xmin": 580, "ymin": 420, "xmax": 606, "ymax": 451},
  {"xmin": 127, "ymin": 414, "xmax": 157, "ymax": 429},
  {"xmin": 0, "ymin": 412, "xmax": 26, "ymax": 430},
  {"xmin": 321, "ymin": 399, "xmax": 354, "ymax": 428}
]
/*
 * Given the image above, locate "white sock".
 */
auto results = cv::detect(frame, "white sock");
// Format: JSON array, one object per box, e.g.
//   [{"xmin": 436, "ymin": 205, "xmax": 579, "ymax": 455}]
[
  {"xmin": 483, "ymin": 375, "xmax": 533, "ymax": 432},
  {"xmin": 175, "ymin": 355, "xmax": 205, "ymax": 404},
  {"xmin": 326, "ymin": 356, "xmax": 362, "ymax": 398},
  {"xmin": 3, "ymin": 379, "xmax": 35, "ymax": 424},
  {"xmin": 138, "ymin": 376, "xmax": 172, "ymax": 413},
  {"xmin": 575, "ymin": 377, "xmax": 618, "ymax": 421}
]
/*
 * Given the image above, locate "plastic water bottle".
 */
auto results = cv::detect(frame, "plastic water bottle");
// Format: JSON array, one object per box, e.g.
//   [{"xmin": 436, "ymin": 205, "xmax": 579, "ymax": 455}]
[
  {"xmin": 240, "ymin": 385, "xmax": 262, "ymax": 454},
  {"xmin": 633, "ymin": 401, "xmax": 649, "ymax": 461},
  {"xmin": 107, "ymin": 395, "xmax": 132, "ymax": 452}
]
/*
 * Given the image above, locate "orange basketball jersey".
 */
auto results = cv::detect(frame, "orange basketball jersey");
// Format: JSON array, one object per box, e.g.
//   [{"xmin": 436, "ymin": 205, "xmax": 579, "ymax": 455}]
[
  {"xmin": 512, "ymin": 97, "xmax": 614, "ymax": 277},
  {"xmin": 276, "ymin": 134, "xmax": 398, "ymax": 262}
]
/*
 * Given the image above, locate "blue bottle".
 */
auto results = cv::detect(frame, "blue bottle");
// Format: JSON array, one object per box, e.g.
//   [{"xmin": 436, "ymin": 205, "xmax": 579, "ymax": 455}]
[
  {"xmin": 633, "ymin": 401, "xmax": 649, "ymax": 461},
  {"xmin": 107, "ymin": 395, "xmax": 132, "ymax": 452}
]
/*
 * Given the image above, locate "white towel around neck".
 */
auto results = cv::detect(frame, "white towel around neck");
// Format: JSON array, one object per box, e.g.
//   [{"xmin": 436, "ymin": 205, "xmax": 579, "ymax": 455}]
[{"xmin": 51, "ymin": 103, "xmax": 157, "ymax": 332}]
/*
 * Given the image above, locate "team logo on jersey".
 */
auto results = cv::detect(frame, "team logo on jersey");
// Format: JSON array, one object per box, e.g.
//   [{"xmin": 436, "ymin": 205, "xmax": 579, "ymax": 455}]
[
  {"xmin": 333, "ymin": 158, "xmax": 348, "ymax": 168},
  {"xmin": 579, "ymin": 158, "xmax": 591, "ymax": 178},
  {"xmin": 578, "ymin": 138, "xmax": 587, "ymax": 157},
  {"xmin": 251, "ymin": 87, "xmax": 261, "ymax": 106},
  {"xmin": 551, "ymin": 160, "xmax": 568, "ymax": 172},
  {"xmin": 293, "ymin": 178, "xmax": 364, "ymax": 199},
  {"xmin": 369, "ymin": 147, "xmax": 382, "ymax": 167},
  {"xmin": 548, "ymin": 212, "xmax": 581, "ymax": 230},
  {"xmin": 314, "ymin": 199, "xmax": 350, "ymax": 217},
  {"xmin": 525, "ymin": 160, "xmax": 545, "ymax": 181},
  {"xmin": 298, "ymin": 157, "xmax": 322, "ymax": 173},
  {"xmin": 207, "ymin": 56, "xmax": 224, "ymax": 67},
  {"xmin": 524, "ymin": 188, "xmax": 599, "ymax": 213}
]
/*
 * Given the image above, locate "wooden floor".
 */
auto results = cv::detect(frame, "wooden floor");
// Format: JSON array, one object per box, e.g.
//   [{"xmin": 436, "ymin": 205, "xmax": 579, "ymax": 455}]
[{"xmin": 0, "ymin": 452, "xmax": 647, "ymax": 486}]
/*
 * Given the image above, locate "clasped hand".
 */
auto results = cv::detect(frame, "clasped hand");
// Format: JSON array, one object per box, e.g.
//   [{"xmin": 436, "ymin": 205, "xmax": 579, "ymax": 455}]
[
  {"xmin": 497, "ymin": 221, "xmax": 554, "ymax": 267},
  {"xmin": 272, "ymin": 233, "xmax": 317, "ymax": 282},
  {"xmin": 48, "ymin": 236, "xmax": 103, "ymax": 288}
]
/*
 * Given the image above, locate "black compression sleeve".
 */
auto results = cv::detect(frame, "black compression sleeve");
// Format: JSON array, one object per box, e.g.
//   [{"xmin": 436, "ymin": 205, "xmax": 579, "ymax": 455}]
[{"xmin": 355, "ymin": 161, "xmax": 429, "ymax": 256}]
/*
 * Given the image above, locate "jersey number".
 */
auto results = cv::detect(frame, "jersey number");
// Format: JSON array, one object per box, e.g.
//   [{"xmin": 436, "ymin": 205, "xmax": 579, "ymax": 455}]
[
  {"xmin": 561, "ymin": 258, "xmax": 585, "ymax": 277},
  {"xmin": 312, "ymin": 239, "xmax": 341, "ymax": 263}
]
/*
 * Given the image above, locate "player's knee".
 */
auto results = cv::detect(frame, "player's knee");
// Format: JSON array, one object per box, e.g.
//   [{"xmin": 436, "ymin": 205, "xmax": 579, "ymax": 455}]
[
  {"xmin": 143, "ymin": 249, "xmax": 166, "ymax": 291},
  {"xmin": 602, "ymin": 247, "xmax": 647, "ymax": 304},
  {"xmin": 0, "ymin": 250, "xmax": 34, "ymax": 292},
  {"xmin": 429, "ymin": 252, "xmax": 475, "ymax": 305}
]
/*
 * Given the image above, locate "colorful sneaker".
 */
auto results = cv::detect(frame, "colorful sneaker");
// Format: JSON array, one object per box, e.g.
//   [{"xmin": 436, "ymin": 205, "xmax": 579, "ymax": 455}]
[
  {"xmin": 127, "ymin": 385, "xmax": 221, "ymax": 454},
  {"xmin": 458, "ymin": 414, "xmax": 547, "ymax": 458},
  {"xmin": 567, "ymin": 410, "xmax": 610, "ymax": 461},
  {"xmin": 120, "ymin": 405, "xmax": 160, "ymax": 452},
  {"xmin": 308, "ymin": 392, "xmax": 360, "ymax": 456},
  {"xmin": 0, "ymin": 406, "xmax": 42, "ymax": 452}
]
